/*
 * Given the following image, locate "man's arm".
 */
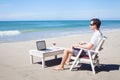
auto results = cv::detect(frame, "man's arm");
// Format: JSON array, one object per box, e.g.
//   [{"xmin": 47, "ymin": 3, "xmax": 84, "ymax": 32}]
[
  {"xmin": 73, "ymin": 43, "xmax": 94, "ymax": 50},
  {"xmin": 79, "ymin": 41, "xmax": 87, "ymax": 45}
]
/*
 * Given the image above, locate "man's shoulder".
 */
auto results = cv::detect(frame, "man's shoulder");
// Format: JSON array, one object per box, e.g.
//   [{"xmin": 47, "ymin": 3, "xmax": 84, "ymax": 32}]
[{"xmin": 94, "ymin": 31, "xmax": 102, "ymax": 36}]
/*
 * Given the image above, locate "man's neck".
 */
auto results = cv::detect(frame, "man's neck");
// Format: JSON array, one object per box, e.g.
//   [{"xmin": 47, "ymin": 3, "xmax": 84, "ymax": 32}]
[{"xmin": 94, "ymin": 29, "xmax": 99, "ymax": 32}]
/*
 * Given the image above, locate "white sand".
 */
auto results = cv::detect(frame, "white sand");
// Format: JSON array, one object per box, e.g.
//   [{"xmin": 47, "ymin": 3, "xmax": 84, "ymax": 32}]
[{"xmin": 0, "ymin": 30, "xmax": 120, "ymax": 80}]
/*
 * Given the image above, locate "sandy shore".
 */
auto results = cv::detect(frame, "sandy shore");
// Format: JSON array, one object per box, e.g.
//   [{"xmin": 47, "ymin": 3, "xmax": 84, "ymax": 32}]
[{"xmin": 0, "ymin": 30, "xmax": 120, "ymax": 80}]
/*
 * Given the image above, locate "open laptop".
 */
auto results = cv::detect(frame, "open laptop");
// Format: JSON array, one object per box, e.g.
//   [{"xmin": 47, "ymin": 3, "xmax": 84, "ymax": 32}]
[{"xmin": 36, "ymin": 40, "xmax": 47, "ymax": 51}]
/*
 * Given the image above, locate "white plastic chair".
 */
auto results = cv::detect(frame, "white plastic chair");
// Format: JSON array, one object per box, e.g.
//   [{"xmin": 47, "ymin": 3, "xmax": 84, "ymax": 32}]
[{"xmin": 69, "ymin": 36, "xmax": 107, "ymax": 74}]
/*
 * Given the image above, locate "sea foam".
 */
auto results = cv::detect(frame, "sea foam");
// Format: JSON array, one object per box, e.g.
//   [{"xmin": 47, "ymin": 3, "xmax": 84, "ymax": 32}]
[{"xmin": 0, "ymin": 30, "xmax": 21, "ymax": 36}]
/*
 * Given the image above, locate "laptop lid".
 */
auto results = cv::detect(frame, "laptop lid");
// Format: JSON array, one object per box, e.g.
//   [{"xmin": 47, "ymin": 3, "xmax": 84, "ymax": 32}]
[{"xmin": 36, "ymin": 40, "xmax": 46, "ymax": 50}]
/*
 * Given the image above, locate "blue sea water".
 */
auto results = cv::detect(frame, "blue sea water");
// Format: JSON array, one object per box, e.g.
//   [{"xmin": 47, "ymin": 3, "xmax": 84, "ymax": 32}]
[{"xmin": 0, "ymin": 20, "xmax": 120, "ymax": 43}]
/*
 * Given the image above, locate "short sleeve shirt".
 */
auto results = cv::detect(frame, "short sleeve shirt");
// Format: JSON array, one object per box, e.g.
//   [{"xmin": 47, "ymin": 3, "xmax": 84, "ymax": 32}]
[{"xmin": 90, "ymin": 31, "xmax": 103, "ymax": 50}]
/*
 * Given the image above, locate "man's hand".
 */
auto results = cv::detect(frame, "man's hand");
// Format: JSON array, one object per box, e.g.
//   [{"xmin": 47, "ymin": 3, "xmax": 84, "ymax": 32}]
[
  {"xmin": 72, "ymin": 44, "xmax": 80, "ymax": 49},
  {"xmin": 79, "ymin": 42, "xmax": 86, "ymax": 45}
]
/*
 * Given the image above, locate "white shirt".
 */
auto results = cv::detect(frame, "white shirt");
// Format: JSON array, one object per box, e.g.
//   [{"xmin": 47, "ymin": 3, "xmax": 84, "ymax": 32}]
[{"xmin": 90, "ymin": 31, "xmax": 103, "ymax": 50}]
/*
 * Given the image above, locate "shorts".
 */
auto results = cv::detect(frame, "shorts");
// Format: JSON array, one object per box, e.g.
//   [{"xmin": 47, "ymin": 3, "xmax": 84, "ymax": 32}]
[{"xmin": 72, "ymin": 47, "xmax": 88, "ymax": 57}]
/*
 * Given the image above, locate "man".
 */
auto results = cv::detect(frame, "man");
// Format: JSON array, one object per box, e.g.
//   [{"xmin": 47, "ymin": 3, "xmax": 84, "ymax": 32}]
[{"xmin": 54, "ymin": 18, "xmax": 103, "ymax": 70}]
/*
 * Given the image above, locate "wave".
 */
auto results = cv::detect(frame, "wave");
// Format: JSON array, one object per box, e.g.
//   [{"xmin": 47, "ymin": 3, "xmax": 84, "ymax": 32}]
[{"xmin": 0, "ymin": 30, "xmax": 21, "ymax": 37}]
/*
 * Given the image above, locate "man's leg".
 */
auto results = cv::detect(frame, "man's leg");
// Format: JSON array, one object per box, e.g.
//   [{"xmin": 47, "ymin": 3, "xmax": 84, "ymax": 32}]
[
  {"xmin": 65, "ymin": 54, "xmax": 72, "ymax": 65},
  {"xmin": 53, "ymin": 48, "xmax": 72, "ymax": 70},
  {"xmin": 65, "ymin": 46, "xmax": 73, "ymax": 65}
]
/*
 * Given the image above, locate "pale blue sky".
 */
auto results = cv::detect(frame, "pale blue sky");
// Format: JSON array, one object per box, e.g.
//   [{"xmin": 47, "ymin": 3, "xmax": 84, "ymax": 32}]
[{"xmin": 0, "ymin": 0, "xmax": 120, "ymax": 20}]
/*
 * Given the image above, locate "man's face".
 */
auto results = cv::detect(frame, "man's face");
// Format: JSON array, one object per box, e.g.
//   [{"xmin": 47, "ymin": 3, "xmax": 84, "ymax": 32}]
[{"xmin": 90, "ymin": 21, "xmax": 96, "ymax": 30}]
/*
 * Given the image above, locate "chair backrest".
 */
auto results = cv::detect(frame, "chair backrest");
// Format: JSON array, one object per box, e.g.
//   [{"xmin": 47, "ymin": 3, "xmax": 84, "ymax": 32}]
[{"xmin": 95, "ymin": 36, "xmax": 107, "ymax": 52}]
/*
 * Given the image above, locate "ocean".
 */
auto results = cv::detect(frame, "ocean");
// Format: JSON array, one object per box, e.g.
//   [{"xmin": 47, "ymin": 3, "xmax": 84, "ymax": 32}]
[{"xmin": 0, "ymin": 20, "xmax": 120, "ymax": 43}]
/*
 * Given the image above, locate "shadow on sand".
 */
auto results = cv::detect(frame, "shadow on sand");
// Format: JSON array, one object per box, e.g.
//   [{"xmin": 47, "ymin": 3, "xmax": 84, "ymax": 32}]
[
  {"xmin": 35, "ymin": 57, "xmax": 62, "ymax": 67},
  {"xmin": 35, "ymin": 58, "xmax": 120, "ymax": 73},
  {"xmin": 70, "ymin": 63, "xmax": 120, "ymax": 73}
]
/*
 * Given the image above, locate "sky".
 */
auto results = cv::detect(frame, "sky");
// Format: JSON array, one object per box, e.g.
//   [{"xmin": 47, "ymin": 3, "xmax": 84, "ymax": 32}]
[{"xmin": 0, "ymin": 0, "xmax": 120, "ymax": 20}]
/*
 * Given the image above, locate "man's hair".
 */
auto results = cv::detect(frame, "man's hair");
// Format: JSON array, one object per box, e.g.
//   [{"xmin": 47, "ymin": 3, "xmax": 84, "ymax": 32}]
[{"xmin": 90, "ymin": 18, "xmax": 101, "ymax": 29}]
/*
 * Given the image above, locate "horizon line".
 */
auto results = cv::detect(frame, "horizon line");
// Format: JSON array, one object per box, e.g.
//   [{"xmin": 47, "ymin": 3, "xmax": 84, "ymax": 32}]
[{"xmin": 0, "ymin": 19, "xmax": 120, "ymax": 21}]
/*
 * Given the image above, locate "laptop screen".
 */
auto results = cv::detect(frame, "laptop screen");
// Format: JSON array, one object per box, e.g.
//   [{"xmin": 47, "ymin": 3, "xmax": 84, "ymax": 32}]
[{"xmin": 36, "ymin": 40, "xmax": 46, "ymax": 50}]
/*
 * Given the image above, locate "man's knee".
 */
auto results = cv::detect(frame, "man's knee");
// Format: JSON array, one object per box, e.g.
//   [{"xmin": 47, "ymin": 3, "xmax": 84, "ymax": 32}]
[{"xmin": 65, "ymin": 48, "xmax": 72, "ymax": 53}]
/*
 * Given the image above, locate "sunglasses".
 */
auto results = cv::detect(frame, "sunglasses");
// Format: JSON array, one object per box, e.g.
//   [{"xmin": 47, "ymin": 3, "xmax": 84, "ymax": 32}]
[{"xmin": 90, "ymin": 23, "xmax": 95, "ymax": 26}]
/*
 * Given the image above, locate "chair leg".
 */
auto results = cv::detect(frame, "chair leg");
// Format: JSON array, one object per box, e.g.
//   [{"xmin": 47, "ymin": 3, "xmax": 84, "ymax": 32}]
[
  {"xmin": 69, "ymin": 59, "xmax": 78, "ymax": 71},
  {"xmin": 30, "ymin": 55, "xmax": 33, "ymax": 64},
  {"xmin": 88, "ymin": 51, "xmax": 96, "ymax": 74},
  {"xmin": 90, "ymin": 61, "xmax": 96, "ymax": 74}
]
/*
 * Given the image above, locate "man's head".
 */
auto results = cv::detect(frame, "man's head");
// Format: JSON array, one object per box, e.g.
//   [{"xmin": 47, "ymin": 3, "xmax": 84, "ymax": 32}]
[{"xmin": 90, "ymin": 18, "xmax": 101, "ymax": 30}]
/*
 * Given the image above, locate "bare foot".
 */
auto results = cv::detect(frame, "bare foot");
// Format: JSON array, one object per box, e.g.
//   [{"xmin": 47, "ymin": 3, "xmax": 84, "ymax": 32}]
[{"xmin": 53, "ymin": 65, "xmax": 64, "ymax": 70}]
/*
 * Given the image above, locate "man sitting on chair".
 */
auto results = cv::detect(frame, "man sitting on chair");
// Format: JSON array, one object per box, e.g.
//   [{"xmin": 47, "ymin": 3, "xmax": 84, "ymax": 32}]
[{"xmin": 54, "ymin": 18, "xmax": 103, "ymax": 70}]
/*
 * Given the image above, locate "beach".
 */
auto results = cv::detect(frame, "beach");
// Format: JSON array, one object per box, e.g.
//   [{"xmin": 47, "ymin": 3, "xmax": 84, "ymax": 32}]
[{"xmin": 0, "ymin": 30, "xmax": 120, "ymax": 80}]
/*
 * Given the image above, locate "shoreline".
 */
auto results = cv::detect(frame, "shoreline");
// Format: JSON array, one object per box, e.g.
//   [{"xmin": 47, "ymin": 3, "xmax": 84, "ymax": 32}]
[{"xmin": 0, "ymin": 29, "xmax": 120, "ymax": 43}]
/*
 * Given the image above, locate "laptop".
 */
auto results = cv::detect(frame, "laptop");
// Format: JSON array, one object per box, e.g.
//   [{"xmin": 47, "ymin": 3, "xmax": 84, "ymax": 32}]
[{"xmin": 36, "ymin": 40, "xmax": 47, "ymax": 51}]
